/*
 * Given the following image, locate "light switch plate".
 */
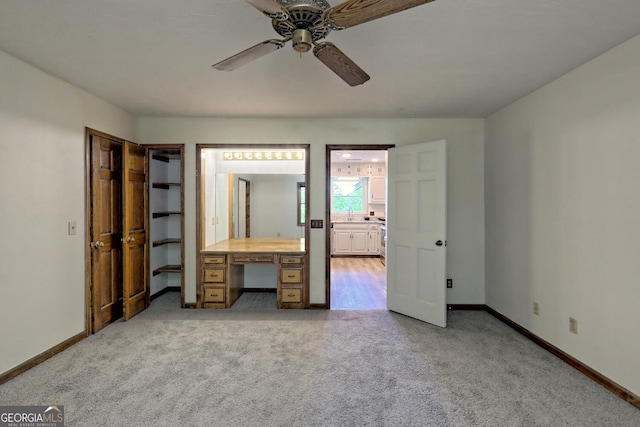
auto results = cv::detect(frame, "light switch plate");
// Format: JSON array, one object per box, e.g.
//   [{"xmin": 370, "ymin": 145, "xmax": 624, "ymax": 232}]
[{"xmin": 68, "ymin": 221, "xmax": 77, "ymax": 235}]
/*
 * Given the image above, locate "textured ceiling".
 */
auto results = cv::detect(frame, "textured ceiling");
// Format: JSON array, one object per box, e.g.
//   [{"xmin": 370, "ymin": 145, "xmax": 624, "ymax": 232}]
[{"xmin": 1, "ymin": 0, "xmax": 639, "ymax": 118}]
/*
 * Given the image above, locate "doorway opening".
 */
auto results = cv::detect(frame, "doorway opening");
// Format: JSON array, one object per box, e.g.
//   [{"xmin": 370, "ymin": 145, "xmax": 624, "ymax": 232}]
[
  {"xmin": 326, "ymin": 144, "xmax": 393, "ymax": 309},
  {"xmin": 85, "ymin": 128, "xmax": 185, "ymax": 334}
]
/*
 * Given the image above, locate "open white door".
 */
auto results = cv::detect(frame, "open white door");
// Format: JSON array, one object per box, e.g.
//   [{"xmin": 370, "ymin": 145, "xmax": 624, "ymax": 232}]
[{"xmin": 386, "ymin": 140, "xmax": 447, "ymax": 327}]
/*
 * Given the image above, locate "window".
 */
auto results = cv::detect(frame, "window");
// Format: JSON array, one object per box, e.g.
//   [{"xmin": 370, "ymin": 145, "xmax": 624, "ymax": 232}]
[
  {"xmin": 332, "ymin": 177, "xmax": 365, "ymax": 213},
  {"xmin": 297, "ymin": 182, "xmax": 306, "ymax": 226}
]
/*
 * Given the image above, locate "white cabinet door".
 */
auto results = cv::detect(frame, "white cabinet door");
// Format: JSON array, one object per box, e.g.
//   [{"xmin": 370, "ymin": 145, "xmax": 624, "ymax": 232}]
[
  {"xmin": 333, "ymin": 230, "xmax": 352, "ymax": 254},
  {"xmin": 368, "ymin": 230, "xmax": 380, "ymax": 254},
  {"xmin": 351, "ymin": 230, "xmax": 369, "ymax": 253},
  {"xmin": 369, "ymin": 163, "xmax": 386, "ymax": 176},
  {"xmin": 369, "ymin": 176, "xmax": 386, "ymax": 203},
  {"xmin": 333, "ymin": 163, "xmax": 356, "ymax": 176},
  {"xmin": 352, "ymin": 163, "xmax": 367, "ymax": 176},
  {"xmin": 333, "ymin": 162, "xmax": 371, "ymax": 177},
  {"xmin": 332, "ymin": 224, "xmax": 372, "ymax": 255}
]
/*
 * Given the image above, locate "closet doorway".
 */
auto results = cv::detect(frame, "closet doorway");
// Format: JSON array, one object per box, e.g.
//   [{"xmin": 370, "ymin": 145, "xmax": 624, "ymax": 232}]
[
  {"xmin": 326, "ymin": 144, "xmax": 393, "ymax": 309},
  {"xmin": 85, "ymin": 129, "xmax": 185, "ymax": 333}
]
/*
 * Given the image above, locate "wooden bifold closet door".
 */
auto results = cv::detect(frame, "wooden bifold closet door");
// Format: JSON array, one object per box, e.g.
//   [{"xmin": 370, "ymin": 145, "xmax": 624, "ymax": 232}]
[
  {"xmin": 88, "ymin": 131, "xmax": 149, "ymax": 333},
  {"xmin": 122, "ymin": 142, "xmax": 149, "ymax": 321},
  {"xmin": 90, "ymin": 134, "xmax": 123, "ymax": 332}
]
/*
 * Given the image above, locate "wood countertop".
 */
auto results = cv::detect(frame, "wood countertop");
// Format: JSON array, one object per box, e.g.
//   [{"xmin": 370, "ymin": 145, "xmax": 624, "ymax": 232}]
[{"xmin": 202, "ymin": 238, "xmax": 305, "ymax": 253}]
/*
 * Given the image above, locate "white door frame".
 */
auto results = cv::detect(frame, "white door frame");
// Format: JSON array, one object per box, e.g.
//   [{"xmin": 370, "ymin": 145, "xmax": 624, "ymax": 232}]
[{"xmin": 325, "ymin": 144, "xmax": 394, "ymax": 309}]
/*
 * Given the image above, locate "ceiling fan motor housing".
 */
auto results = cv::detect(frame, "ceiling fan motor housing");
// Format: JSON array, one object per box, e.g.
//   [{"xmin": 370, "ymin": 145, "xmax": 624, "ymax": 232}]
[
  {"xmin": 292, "ymin": 29, "xmax": 313, "ymax": 52},
  {"xmin": 272, "ymin": 1, "xmax": 331, "ymax": 52}
]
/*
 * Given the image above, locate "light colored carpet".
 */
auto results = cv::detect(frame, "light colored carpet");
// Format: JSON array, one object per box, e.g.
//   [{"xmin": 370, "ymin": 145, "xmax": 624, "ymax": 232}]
[{"xmin": 1, "ymin": 292, "xmax": 638, "ymax": 426}]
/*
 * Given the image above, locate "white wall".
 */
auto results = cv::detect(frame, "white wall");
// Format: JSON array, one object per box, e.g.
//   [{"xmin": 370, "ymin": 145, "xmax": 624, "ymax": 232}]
[
  {"xmin": 137, "ymin": 118, "xmax": 485, "ymax": 306},
  {"xmin": 0, "ymin": 50, "xmax": 136, "ymax": 374},
  {"xmin": 485, "ymin": 35, "xmax": 640, "ymax": 395}
]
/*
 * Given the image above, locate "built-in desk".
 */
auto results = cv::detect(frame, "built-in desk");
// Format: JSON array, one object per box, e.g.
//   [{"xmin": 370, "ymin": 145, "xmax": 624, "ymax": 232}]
[{"xmin": 199, "ymin": 238, "xmax": 306, "ymax": 309}]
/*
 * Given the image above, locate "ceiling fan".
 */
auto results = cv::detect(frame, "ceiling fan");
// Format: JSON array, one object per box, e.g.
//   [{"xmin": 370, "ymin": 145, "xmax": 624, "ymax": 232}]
[{"xmin": 212, "ymin": 0, "xmax": 436, "ymax": 86}]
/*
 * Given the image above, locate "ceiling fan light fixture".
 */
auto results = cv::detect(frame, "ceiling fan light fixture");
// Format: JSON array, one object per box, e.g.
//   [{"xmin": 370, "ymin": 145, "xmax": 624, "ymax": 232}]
[{"xmin": 292, "ymin": 29, "xmax": 312, "ymax": 53}]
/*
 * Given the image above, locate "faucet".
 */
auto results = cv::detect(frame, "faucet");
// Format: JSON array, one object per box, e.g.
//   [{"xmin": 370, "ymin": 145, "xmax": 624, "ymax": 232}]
[{"xmin": 348, "ymin": 207, "xmax": 353, "ymax": 221}]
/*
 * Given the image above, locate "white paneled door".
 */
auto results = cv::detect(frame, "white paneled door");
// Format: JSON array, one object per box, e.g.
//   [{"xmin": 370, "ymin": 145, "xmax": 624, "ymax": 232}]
[{"xmin": 387, "ymin": 140, "xmax": 447, "ymax": 327}]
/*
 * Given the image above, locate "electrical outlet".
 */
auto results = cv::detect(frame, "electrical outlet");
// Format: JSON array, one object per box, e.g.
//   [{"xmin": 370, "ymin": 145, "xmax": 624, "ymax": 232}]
[
  {"xmin": 569, "ymin": 317, "xmax": 578, "ymax": 334},
  {"xmin": 533, "ymin": 302, "xmax": 539, "ymax": 316},
  {"xmin": 446, "ymin": 279, "xmax": 452, "ymax": 288}
]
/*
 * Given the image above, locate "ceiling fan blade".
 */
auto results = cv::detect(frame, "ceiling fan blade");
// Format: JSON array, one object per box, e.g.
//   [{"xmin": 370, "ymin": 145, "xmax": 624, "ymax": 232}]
[
  {"xmin": 246, "ymin": 0, "xmax": 289, "ymax": 21},
  {"xmin": 212, "ymin": 40, "xmax": 285, "ymax": 71},
  {"xmin": 325, "ymin": 0, "xmax": 436, "ymax": 30},
  {"xmin": 313, "ymin": 42, "xmax": 370, "ymax": 87}
]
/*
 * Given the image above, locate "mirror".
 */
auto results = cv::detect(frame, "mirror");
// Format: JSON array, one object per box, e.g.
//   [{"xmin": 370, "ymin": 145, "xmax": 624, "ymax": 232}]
[
  {"xmin": 225, "ymin": 173, "xmax": 305, "ymax": 240},
  {"xmin": 201, "ymin": 148, "xmax": 306, "ymax": 246}
]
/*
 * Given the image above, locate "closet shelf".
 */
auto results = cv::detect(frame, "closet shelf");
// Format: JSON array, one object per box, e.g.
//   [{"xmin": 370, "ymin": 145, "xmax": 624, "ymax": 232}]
[
  {"xmin": 152, "ymin": 211, "xmax": 181, "ymax": 218},
  {"xmin": 152, "ymin": 238, "xmax": 181, "ymax": 247},
  {"xmin": 153, "ymin": 265, "xmax": 182, "ymax": 276},
  {"xmin": 152, "ymin": 152, "xmax": 181, "ymax": 163},
  {"xmin": 152, "ymin": 182, "xmax": 181, "ymax": 189}
]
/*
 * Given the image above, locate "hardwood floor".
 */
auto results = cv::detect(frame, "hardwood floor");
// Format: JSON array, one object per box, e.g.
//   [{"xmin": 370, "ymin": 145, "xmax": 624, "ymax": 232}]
[{"xmin": 330, "ymin": 256, "xmax": 386, "ymax": 309}]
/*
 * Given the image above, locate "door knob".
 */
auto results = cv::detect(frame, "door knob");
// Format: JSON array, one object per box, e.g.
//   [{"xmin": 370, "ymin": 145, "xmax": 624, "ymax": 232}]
[
  {"xmin": 127, "ymin": 237, "xmax": 135, "ymax": 243},
  {"xmin": 435, "ymin": 240, "xmax": 443, "ymax": 246},
  {"xmin": 92, "ymin": 241, "xmax": 104, "ymax": 248}
]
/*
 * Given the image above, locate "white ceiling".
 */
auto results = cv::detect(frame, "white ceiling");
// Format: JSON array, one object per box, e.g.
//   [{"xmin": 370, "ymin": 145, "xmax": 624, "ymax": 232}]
[{"xmin": 1, "ymin": 0, "xmax": 639, "ymax": 118}]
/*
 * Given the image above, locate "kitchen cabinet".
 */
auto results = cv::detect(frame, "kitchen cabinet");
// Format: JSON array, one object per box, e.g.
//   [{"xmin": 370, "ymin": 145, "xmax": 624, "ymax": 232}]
[
  {"xmin": 333, "ymin": 226, "xmax": 368, "ymax": 254},
  {"xmin": 332, "ymin": 162, "xmax": 385, "ymax": 177},
  {"xmin": 332, "ymin": 222, "xmax": 381, "ymax": 255},
  {"xmin": 368, "ymin": 163, "xmax": 386, "ymax": 176},
  {"xmin": 368, "ymin": 176, "xmax": 386, "ymax": 204},
  {"xmin": 332, "ymin": 163, "xmax": 366, "ymax": 176}
]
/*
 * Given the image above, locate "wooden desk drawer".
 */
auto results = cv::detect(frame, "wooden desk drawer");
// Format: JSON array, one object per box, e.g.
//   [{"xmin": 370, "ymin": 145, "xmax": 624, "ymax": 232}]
[
  {"xmin": 280, "ymin": 255, "xmax": 303, "ymax": 265},
  {"xmin": 203, "ymin": 287, "xmax": 225, "ymax": 303},
  {"xmin": 203, "ymin": 255, "xmax": 226, "ymax": 265},
  {"xmin": 281, "ymin": 288, "xmax": 302, "ymax": 303},
  {"xmin": 232, "ymin": 253, "xmax": 274, "ymax": 264},
  {"xmin": 281, "ymin": 268, "xmax": 302, "ymax": 284},
  {"xmin": 203, "ymin": 268, "xmax": 226, "ymax": 283}
]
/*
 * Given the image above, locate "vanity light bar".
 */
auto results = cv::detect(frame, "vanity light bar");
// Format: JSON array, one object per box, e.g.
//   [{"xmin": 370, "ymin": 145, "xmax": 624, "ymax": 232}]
[{"xmin": 223, "ymin": 151, "xmax": 304, "ymax": 161}]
